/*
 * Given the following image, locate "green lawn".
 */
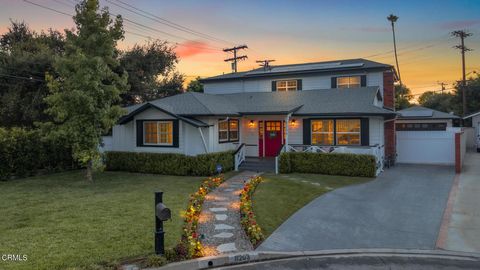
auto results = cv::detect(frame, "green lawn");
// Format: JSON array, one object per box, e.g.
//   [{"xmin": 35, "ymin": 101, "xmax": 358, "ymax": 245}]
[
  {"xmin": 0, "ymin": 170, "xmax": 215, "ymax": 270},
  {"xmin": 253, "ymin": 173, "xmax": 373, "ymax": 237}
]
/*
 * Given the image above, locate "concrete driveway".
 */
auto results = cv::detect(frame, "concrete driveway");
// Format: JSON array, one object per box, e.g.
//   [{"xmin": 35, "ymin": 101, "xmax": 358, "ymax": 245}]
[{"xmin": 257, "ymin": 164, "xmax": 455, "ymax": 252}]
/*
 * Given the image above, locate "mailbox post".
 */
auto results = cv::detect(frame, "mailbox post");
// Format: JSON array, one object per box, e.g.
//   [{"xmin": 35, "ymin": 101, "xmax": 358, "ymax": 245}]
[{"xmin": 155, "ymin": 191, "xmax": 171, "ymax": 255}]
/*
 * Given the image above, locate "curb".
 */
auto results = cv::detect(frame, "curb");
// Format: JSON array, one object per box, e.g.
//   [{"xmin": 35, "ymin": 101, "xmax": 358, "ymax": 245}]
[{"xmin": 147, "ymin": 249, "xmax": 480, "ymax": 270}]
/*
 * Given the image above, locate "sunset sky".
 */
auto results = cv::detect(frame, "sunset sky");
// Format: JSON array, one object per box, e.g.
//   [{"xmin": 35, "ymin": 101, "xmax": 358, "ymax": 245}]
[{"xmin": 1, "ymin": 0, "xmax": 480, "ymax": 98}]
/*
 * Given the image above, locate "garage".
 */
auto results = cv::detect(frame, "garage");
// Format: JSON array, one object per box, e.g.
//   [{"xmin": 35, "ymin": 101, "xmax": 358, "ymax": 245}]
[{"xmin": 395, "ymin": 106, "xmax": 462, "ymax": 165}]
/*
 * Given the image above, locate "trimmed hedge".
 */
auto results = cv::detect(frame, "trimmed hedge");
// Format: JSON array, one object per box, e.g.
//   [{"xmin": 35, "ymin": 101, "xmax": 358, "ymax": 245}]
[
  {"xmin": 0, "ymin": 128, "xmax": 76, "ymax": 180},
  {"xmin": 279, "ymin": 152, "xmax": 376, "ymax": 177},
  {"xmin": 105, "ymin": 150, "xmax": 234, "ymax": 176}
]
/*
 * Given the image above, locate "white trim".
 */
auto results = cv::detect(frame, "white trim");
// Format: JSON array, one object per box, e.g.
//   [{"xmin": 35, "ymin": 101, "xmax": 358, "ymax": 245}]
[
  {"xmin": 464, "ymin": 111, "xmax": 480, "ymax": 119},
  {"xmin": 337, "ymin": 75, "xmax": 361, "ymax": 88}
]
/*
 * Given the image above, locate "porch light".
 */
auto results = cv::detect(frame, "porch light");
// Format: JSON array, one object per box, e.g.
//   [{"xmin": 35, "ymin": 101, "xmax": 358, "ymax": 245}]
[
  {"xmin": 290, "ymin": 119, "xmax": 296, "ymax": 126},
  {"xmin": 249, "ymin": 120, "xmax": 255, "ymax": 127}
]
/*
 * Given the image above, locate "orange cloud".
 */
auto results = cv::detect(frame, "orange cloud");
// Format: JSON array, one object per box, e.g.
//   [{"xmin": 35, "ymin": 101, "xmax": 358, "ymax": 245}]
[{"xmin": 175, "ymin": 41, "xmax": 217, "ymax": 58}]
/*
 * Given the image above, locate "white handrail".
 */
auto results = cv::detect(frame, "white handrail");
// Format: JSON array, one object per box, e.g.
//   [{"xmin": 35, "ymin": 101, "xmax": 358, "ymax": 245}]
[{"xmin": 234, "ymin": 144, "xmax": 246, "ymax": 171}]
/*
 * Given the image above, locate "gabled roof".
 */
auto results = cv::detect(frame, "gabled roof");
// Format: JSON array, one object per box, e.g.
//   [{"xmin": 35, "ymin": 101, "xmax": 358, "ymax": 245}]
[
  {"xmin": 119, "ymin": 87, "xmax": 395, "ymax": 125},
  {"xmin": 200, "ymin": 58, "xmax": 394, "ymax": 82},
  {"xmin": 397, "ymin": 106, "xmax": 460, "ymax": 120},
  {"xmin": 464, "ymin": 110, "xmax": 480, "ymax": 119}
]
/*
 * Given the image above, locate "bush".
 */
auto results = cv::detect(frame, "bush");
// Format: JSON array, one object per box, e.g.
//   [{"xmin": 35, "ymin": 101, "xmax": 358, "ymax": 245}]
[
  {"xmin": 279, "ymin": 152, "xmax": 376, "ymax": 177},
  {"xmin": 105, "ymin": 150, "xmax": 234, "ymax": 176},
  {"xmin": 0, "ymin": 128, "xmax": 76, "ymax": 180}
]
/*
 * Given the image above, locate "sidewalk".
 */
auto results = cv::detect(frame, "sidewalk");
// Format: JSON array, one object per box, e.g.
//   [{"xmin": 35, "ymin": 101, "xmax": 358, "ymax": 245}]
[
  {"xmin": 197, "ymin": 171, "xmax": 257, "ymax": 256},
  {"xmin": 442, "ymin": 151, "xmax": 480, "ymax": 253}
]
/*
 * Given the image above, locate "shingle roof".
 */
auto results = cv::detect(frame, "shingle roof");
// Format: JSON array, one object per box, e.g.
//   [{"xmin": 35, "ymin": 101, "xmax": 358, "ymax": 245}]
[
  {"xmin": 200, "ymin": 58, "xmax": 393, "ymax": 82},
  {"xmin": 397, "ymin": 106, "xmax": 460, "ymax": 119},
  {"xmin": 120, "ymin": 87, "xmax": 395, "ymax": 125}
]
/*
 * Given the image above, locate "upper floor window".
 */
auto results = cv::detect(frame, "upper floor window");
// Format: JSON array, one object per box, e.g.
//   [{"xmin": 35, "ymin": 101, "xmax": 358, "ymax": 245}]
[
  {"xmin": 337, "ymin": 76, "xmax": 361, "ymax": 88},
  {"xmin": 144, "ymin": 121, "xmax": 173, "ymax": 145},
  {"xmin": 276, "ymin": 80, "xmax": 298, "ymax": 91},
  {"xmin": 219, "ymin": 119, "xmax": 239, "ymax": 143}
]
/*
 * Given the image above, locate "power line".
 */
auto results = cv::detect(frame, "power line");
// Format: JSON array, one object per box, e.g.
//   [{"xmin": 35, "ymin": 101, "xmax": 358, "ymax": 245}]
[
  {"xmin": 106, "ymin": 0, "xmax": 234, "ymax": 46},
  {"xmin": 0, "ymin": 73, "xmax": 45, "ymax": 82}
]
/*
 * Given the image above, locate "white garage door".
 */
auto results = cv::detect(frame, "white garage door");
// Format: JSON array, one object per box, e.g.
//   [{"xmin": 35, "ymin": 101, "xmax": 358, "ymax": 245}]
[{"xmin": 396, "ymin": 130, "xmax": 455, "ymax": 165}]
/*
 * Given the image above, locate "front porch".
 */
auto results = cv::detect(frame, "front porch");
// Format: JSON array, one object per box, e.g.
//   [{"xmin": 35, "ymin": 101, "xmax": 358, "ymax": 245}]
[{"xmin": 234, "ymin": 114, "xmax": 387, "ymax": 176}]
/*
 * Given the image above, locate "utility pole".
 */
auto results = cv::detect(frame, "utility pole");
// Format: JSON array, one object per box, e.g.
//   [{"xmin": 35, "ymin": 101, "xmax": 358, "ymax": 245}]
[
  {"xmin": 437, "ymin": 81, "xmax": 447, "ymax": 94},
  {"xmin": 256, "ymin": 59, "xmax": 275, "ymax": 70},
  {"xmin": 223, "ymin": 45, "xmax": 248, "ymax": 73},
  {"xmin": 451, "ymin": 30, "xmax": 472, "ymax": 116}
]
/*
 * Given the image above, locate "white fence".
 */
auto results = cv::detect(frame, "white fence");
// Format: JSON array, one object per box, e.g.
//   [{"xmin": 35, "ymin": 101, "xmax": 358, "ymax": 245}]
[{"xmin": 396, "ymin": 130, "xmax": 457, "ymax": 165}]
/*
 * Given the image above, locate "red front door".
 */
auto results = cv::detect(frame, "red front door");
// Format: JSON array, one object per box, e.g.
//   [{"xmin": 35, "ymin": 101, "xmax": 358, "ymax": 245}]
[{"xmin": 264, "ymin": 121, "xmax": 282, "ymax": 157}]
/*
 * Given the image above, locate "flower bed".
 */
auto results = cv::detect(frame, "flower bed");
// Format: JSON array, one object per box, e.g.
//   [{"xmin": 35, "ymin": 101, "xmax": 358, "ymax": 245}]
[
  {"xmin": 239, "ymin": 176, "xmax": 265, "ymax": 246},
  {"xmin": 178, "ymin": 175, "xmax": 225, "ymax": 259}
]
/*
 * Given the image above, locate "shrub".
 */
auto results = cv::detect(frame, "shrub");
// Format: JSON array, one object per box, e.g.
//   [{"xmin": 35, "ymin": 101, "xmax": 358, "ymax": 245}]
[
  {"xmin": 279, "ymin": 152, "xmax": 376, "ymax": 177},
  {"xmin": 142, "ymin": 254, "xmax": 168, "ymax": 268},
  {"xmin": 105, "ymin": 151, "xmax": 234, "ymax": 176},
  {"xmin": 0, "ymin": 128, "xmax": 76, "ymax": 180}
]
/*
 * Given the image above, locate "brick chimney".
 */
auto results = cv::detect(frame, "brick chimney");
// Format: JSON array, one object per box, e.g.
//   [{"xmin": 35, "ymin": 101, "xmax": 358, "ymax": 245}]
[
  {"xmin": 383, "ymin": 70, "xmax": 396, "ymax": 160},
  {"xmin": 383, "ymin": 70, "xmax": 395, "ymax": 110}
]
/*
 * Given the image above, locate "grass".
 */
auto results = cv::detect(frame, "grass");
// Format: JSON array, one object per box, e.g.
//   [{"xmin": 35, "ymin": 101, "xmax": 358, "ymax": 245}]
[
  {"xmin": 253, "ymin": 173, "xmax": 373, "ymax": 237},
  {"xmin": 0, "ymin": 170, "xmax": 234, "ymax": 270}
]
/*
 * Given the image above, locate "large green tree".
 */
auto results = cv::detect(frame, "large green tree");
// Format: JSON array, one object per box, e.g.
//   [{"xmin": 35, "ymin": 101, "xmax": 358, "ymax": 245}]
[
  {"xmin": 44, "ymin": 0, "xmax": 128, "ymax": 182},
  {"xmin": 0, "ymin": 21, "xmax": 65, "ymax": 127},
  {"xmin": 453, "ymin": 74, "xmax": 480, "ymax": 115},
  {"xmin": 418, "ymin": 91, "xmax": 456, "ymax": 113},
  {"xmin": 119, "ymin": 41, "xmax": 183, "ymax": 105},
  {"xmin": 395, "ymin": 84, "xmax": 412, "ymax": 110}
]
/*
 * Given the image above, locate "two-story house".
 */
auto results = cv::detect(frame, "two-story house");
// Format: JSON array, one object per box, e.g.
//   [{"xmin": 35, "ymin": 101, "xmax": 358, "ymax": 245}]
[{"xmin": 107, "ymin": 58, "xmax": 397, "ymax": 173}]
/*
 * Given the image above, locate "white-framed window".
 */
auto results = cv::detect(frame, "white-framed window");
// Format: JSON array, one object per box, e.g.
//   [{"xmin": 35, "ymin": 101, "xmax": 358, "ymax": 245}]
[
  {"xmin": 276, "ymin": 80, "xmax": 298, "ymax": 91},
  {"xmin": 311, "ymin": 119, "xmax": 334, "ymax": 145},
  {"xmin": 337, "ymin": 76, "xmax": 361, "ymax": 88},
  {"xmin": 219, "ymin": 119, "xmax": 239, "ymax": 143},
  {"xmin": 336, "ymin": 119, "xmax": 361, "ymax": 145},
  {"xmin": 143, "ymin": 121, "xmax": 173, "ymax": 145}
]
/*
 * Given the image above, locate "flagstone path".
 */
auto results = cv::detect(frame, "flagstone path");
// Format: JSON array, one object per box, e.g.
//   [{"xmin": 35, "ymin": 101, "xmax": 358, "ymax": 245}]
[{"xmin": 197, "ymin": 171, "xmax": 258, "ymax": 256}]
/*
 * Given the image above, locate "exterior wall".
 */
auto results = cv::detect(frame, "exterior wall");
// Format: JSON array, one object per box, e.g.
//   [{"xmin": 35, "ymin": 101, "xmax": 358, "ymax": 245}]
[
  {"xmin": 204, "ymin": 71, "xmax": 385, "ymax": 95},
  {"xmin": 369, "ymin": 117, "xmax": 385, "ymax": 147},
  {"xmin": 472, "ymin": 115, "xmax": 480, "ymax": 149},
  {"xmin": 200, "ymin": 117, "xmax": 237, "ymax": 153},
  {"xmin": 384, "ymin": 120, "xmax": 396, "ymax": 159}
]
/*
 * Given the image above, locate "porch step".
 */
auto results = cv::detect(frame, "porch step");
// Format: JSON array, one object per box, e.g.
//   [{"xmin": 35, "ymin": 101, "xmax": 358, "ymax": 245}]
[{"xmin": 239, "ymin": 158, "xmax": 275, "ymax": 173}]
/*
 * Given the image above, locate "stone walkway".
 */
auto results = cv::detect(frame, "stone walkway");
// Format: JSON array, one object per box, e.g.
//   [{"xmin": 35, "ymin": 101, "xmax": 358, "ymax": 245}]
[{"xmin": 197, "ymin": 171, "xmax": 257, "ymax": 256}]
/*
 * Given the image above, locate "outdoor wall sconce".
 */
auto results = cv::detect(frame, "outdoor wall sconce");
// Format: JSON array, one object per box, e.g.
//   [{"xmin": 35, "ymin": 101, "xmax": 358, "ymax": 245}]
[
  {"xmin": 290, "ymin": 119, "xmax": 296, "ymax": 126},
  {"xmin": 249, "ymin": 120, "xmax": 255, "ymax": 127}
]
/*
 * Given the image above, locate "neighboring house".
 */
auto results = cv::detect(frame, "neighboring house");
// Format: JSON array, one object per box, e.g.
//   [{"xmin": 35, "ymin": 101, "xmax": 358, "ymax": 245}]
[
  {"xmin": 395, "ymin": 106, "xmax": 463, "ymax": 165},
  {"xmin": 463, "ymin": 111, "xmax": 480, "ymax": 151},
  {"xmin": 106, "ymin": 58, "xmax": 397, "ymax": 172}
]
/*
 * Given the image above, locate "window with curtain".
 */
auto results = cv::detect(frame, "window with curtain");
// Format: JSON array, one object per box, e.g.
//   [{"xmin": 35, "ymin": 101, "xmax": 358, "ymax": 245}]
[
  {"xmin": 336, "ymin": 119, "xmax": 361, "ymax": 145},
  {"xmin": 219, "ymin": 119, "xmax": 239, "ymax": 142},
  {"xmin": 311, "ymin": 120, "xmax": 334, "ymax": 145},
  {"xmin": 143, "ymin": 121, "xmax": 173, "ymax": 145},
  {"xmin": 276, "ymin": 80, "xmax": 298, "ymax": 91},
  {"xmin": 337, "ymin": 76, "xmax": 361, "ymax": 88}
]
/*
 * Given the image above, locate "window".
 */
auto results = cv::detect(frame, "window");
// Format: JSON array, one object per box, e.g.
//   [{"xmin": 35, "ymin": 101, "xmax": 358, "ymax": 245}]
[
  {"xmin": 396, "ymin": 122, "xmax": 447, "ymax": 131},
  {"xmin": 219, "ymin": 119, "xmax": 239, "ymax": 142},
  {"xmin": 311, "ymin": 120, "xmax": 334, "ymax": 145},
  {"xmin": 276, "ymin": 80, "xmax": 298, "ymax": 91},
  {"xmin": 143, "ymin": 121, "xmax": 173, "ymax": 145},
  {"xmin": 336, "ymin": 119, "xmax": 361, "ymax": 145},
  {"xmin": 337, "ymin": 76, "xmax": 361, "ymax": 88}
]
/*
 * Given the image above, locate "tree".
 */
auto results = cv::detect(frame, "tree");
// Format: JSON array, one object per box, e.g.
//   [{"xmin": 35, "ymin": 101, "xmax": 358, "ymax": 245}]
[
  {"xmin": 418, "ymin": 91, "xmax": 455, "ymax": 113},
  {"xmin": 186, "ymin": 76, "xmax": 204, "ymax": 93},
  {"xmin": 387, "ymin": 14, "xmax": 402, "ymax": 85},
  {"xmin": 395, "ymin": 84, "xmax": 412, "ymax": 110},
  {"xmin": 0, "ymin": 21, "xmax": 65, "ymax": 128},
  {"xmin": 453, "ymin": 73, "xmax": 480, "ymax": 115},
  {"xmin": 119, "ymin": 41, "xmax": 183, "ymax": 105},
  {"xmin": 44, "ymin": 0, "xmax": 128, "ymax": 182}
]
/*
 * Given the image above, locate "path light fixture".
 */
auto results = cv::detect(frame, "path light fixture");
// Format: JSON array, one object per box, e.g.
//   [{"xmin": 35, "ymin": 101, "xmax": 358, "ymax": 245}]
[{"xmin": 155, "ymin": 191, "xmax": 171, "ymax": 255}]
